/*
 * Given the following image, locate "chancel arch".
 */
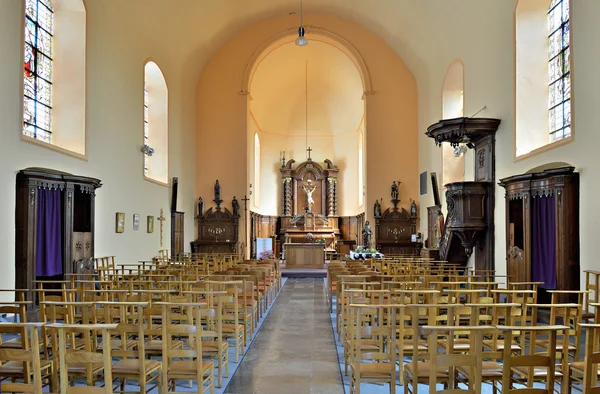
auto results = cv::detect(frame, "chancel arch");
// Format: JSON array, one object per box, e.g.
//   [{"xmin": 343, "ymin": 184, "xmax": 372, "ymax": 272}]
[{"xmin": 247, "ymin": 36, "xmax": 365, "ymax": 218}]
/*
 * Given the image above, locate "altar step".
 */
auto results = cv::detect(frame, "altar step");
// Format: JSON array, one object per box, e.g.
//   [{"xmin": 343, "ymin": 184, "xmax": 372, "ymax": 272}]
[{"xmin": 281, "ymin": 268, "xmax": 326, "ymax": 278}]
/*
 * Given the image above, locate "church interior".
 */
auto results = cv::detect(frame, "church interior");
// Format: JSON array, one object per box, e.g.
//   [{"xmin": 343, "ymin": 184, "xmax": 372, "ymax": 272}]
[{"xmin": 1, "ymin": 0, "xmax": 599, "ymax": 393}]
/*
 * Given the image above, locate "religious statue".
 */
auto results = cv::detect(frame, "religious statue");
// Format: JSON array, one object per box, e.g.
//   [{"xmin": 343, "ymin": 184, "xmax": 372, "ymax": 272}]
[
  {"xmin": 197, "ymin": 197, "xmax": 204, "ymax": 216},
  {"xmin": 374, "ymin": 199, "xmax": 382, "ymax": 218},
  {"xmin": 214, "ymin": 180, "xmax": 221, "ymax": 201},
  {"xmin": 302, "ymin": 179, "xmax": 317, "ymax": 212},
  {"xmin": 362, "ymin": 221, "xmax": 373, "ymax": 248},
  {"xmin": 391, "ymin": 180, "xmax": 400, "ymax": 201},
  {"xmin": 434, "ymin": 210, "xmax": 445, "ymax": 248},
  {"xmin": 410, "ymin": 198, "xmax": 418, "ymax": 217},
  {"xmin": 232, "ymin": 196, "xmax": 240, "ymax": 217}
]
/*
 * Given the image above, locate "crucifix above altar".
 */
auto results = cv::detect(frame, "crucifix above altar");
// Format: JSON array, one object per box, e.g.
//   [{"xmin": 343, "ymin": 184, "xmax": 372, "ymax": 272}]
[{"xmin": 279, "ymin": 151, "xmax": 341, "ymax": 247}]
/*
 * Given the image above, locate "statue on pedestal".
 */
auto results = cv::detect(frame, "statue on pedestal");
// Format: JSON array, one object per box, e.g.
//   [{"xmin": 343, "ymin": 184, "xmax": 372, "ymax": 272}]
[
  {"xmin": 410, "ymin": 198, "xmax": 418, "ymax": 217},
  {"xmin": 374, "ymin": 199, "xmax": 382, "ymax": 218},
  {"xmin": 214, "ymin": 180, "xmax": 221, "ymax": 201},
  {"xmin": 232, "ymin": 196, "xmax": 239, "ymax": 217},
  {"xmin": 391, "ymin": 181, "xmax": 400, "ymax": 201},
  {"xmin": 362, "ymin": 221, "xmax": 373, "ymax": 248},
  {"xmin": 197, "ymin": 197, "xmax": 204, "ymax": 217}
]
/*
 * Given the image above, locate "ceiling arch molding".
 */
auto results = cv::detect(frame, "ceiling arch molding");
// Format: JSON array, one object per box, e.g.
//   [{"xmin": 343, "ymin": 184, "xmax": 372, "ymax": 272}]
[{"xmin": 241, "ymin": 25, "xmax": 373, "ymax": 97}]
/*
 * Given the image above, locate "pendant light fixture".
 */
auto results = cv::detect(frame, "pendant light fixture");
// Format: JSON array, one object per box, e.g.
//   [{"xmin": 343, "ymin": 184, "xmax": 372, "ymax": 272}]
[{"xmin": 295, "ymin": 0, "xmax": 308, "ymax": 46}]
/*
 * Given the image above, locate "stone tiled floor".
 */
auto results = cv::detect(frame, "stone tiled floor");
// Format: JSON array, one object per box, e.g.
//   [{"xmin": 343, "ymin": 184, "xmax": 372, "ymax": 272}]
[{"xmin": 224, "ymin": 278, "xmax": 344, "ymax": 394}]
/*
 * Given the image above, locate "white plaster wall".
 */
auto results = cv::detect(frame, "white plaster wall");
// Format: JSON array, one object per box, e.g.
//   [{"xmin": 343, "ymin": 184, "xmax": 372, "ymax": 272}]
[
  {"xmin": 415, "ymin": 0, "xmax": 597, "ymax": 290},
  {"xmin": 0, "ymin": 0, "xmax": 197, "ymax": 299}
]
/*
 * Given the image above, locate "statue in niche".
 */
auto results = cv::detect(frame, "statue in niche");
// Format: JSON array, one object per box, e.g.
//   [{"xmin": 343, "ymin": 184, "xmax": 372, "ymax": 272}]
[
  {"xmin": 302, "ymin": 179, "xmax": 317, "ymax": 212},
  {"xmin": 374, "ymin": 199, "xmax": 382, "ymax": 218},
  {"xmin": 391, "ymin": 180, "xmax": 401, "ymax": 201},
  {"xmin": 232, "ymin": 196, "xmax": 240, "ymax": 217},
  {"xmin": 362, "ymin": 221, "xmax": 373, "ymax": 248},
  {"xmin": 410, "ymin": 198, "xmax": 418, "ymax": 217},
  {"xmin": 214, "ymin": 180, "xmax": 221, "ymax": 201},
  {"xmin": 197, "ymin": 197, "xmax": 204, "ymax": 217}
]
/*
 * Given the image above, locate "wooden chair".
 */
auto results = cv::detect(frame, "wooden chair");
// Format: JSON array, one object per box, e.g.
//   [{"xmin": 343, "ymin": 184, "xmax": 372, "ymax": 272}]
[
  {"xmin": 46, "ymin": 302, "xmax": 102, "ymax": 389},
  {"xmin": 48, "ymin": 322, "xmax": 116, "ymax": 394},
  {"xmin": 583, "ymin": 271, "xmax": 600, "ymax": 322},
  {"xmin": 572, "ymin": 323, "xmax": 600, "ymax": 393},
  {"xmin": 205, "ymin": 281, "xmax": 245, "ymax": 362},
  {"xmin": 343, "ymin": 290, "xmax": 388, "ymax": 376},
  {"xmin": 100, "ymin": 301, "xmax": 162, "ymax": 394},
  {"xmin": 423, "ymin": 325, "xmax": 489, "ymax": 394},
  {"xmin": 403, "ymin": 304, "xmax": 460, "ymax": 394},
  {"xmin": 160, "ymin": 303, "xmax": 214, "ymax": 394},
  {"xmin": 0, "ymin": 323, "xmax": 45, "ymax": 394},
  {"xmin": 500, "ymin": 325, "xmax": 568, "ymax": 394},
  {"xmin": 349, "ymin": 303, "xmax": 398, "ymax": 394}
]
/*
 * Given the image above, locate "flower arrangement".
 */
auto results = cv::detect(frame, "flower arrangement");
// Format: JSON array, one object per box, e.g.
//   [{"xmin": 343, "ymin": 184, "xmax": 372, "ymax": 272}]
[
  {"xmin": 259, "ymin": 250, "xmax": 275, "ymax": 261},
  {"xmin": 316, "ymin": 237, "xmax": 326, "ymax": 244},
  {"xmin": 355, "ymin": 246, "xmax": 378, "ymax": 254}
]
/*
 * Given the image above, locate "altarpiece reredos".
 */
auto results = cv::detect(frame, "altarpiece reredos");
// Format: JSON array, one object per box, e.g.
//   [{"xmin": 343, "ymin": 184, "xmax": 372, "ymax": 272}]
[{"xmin": 279, "ymin": 157, "xmax": 340, "ymax": 248}]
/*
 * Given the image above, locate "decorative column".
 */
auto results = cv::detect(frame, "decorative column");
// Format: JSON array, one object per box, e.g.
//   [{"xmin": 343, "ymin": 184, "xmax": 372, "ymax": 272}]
[
  {"xmin": 283, "ymin": 177, "xmax": 292, "ymax": 216},
  {"xmin": 327, "ymin": 178, "xmax": 335, "ymax": 216},
  {"xmin": 333, "ymin": 179, "xmax": 339, "ymax": 216}
]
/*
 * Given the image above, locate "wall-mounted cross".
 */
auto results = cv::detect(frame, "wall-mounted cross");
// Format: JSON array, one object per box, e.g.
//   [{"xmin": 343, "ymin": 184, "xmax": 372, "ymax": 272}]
[
  {"xmin": 157, "ymin": 208, "xmax": 166, "ymax": 247},
  {"xmin": 306, "ymin": 146, "xmax": 313, "ymax": 159}
]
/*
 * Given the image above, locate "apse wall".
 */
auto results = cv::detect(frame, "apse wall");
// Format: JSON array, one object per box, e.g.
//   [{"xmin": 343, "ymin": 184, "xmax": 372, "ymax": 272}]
[
  {"xmin": 248, "ymin": 40, "xmax": 364, "ymax": 217},
  {"xmin": 0, "ymin": 0, "xmax": 197, "ymax": 297},
  {"xmin": 414, "ymin": 0, "xmax": 599, "ymax": 289},
  {"xmin": 197, "ymin": 13, "xmax": 418, "ymax": 238}
]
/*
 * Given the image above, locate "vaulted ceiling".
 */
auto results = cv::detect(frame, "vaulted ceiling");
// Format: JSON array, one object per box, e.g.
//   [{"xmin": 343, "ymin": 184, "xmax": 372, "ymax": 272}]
[{"xmin": 93, "ymin": 0, "xmax": 511, "ymax": 85}]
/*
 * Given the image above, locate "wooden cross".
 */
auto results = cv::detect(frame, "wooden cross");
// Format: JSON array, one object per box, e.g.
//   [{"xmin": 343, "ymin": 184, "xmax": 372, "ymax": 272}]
[
  {"xmin": 157, "ymin": 208, "xmax": 166, "ymax": 247},
  {"xmin": 306, "ymin": 146, "xmax": 313, "ymax": 159}
]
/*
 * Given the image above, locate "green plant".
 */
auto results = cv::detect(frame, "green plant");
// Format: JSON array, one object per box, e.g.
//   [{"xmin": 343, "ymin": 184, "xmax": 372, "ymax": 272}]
[{"xmin": 316, "ymin": 237, "xmax": 326, "ymax": 244}]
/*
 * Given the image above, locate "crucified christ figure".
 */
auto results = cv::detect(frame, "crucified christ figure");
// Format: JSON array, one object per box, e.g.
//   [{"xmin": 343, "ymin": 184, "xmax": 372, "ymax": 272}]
[{"xmin": 302, "ymin": 179, "xmax": 317, "ymax": 212}]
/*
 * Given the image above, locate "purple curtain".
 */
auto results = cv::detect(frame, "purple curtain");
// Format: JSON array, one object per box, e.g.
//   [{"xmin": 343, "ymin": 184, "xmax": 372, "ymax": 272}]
[
  {"xmin": 531, "ymin": 195, "xmax": 556, "ymax": 289},
  {"xmin": 35, "ymin": 188, "xmax": 63, "ymax": 277}
]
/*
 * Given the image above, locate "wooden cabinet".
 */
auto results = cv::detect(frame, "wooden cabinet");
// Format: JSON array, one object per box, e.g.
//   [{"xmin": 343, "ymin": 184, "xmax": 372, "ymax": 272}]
[
  {"xmin": 499, "ymin": 167, "xmax": 580, "ymax": 301},
  {"xmin": 15, "ymin": 168, "xmax": 101, "ymax": 317}
]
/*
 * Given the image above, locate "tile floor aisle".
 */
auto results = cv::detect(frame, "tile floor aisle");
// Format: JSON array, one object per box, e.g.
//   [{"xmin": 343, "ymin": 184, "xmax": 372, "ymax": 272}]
[{"xmin": 224, "ymin": 278, "xmax": 344, "ymax": 394}]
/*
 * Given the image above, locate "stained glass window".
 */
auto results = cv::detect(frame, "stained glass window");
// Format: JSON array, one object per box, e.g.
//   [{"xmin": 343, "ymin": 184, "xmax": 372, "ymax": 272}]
[
  {"xmin": 144, "ymin": 85, "xmax": 149, "ymax": 176},
  {"xmin": 23, "ymin": 0, "xmax": 53, "ymax": 143},
  {"xmin": 548, "ymin": 0, "xmax": 571, "ymax": 142}
]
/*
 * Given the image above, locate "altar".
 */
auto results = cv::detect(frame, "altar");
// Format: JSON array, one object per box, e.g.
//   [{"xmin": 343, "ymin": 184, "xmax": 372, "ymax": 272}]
[{"xmin": 284, "ymin": 243, "xmax": 325, "ymax": 269}]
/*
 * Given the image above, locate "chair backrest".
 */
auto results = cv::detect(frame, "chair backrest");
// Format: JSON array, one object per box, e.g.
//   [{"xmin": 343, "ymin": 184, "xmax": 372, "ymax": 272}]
[
  {"xmin": 579, "ymin": 323, "xmax": 600, "ymax": 393},
  {"xmin": 423, "ymin": 325, "xmax": 490, "ymax": 394},
  {"xmin": 499, "ymin": 325, "xmax": 569, "ymax": 393},
  {"xmin": 160, "ymin": 302, "xmax": 210, "ymax": 384},
  {"xmin": 47, "ymin": 322, "xmax": 116, "ymax": 394},
  {"xmin": 0, "ymin": 322, "xmax": 45, "ymax": 394}
]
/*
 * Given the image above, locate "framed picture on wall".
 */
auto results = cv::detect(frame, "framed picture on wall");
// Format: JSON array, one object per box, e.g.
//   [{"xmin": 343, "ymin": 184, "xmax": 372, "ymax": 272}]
[
  {"xmin": 147, "ymin": 216, "xmax": 154, "ymax": 233},
  {"xmin": 116, "ymin": 212, "xmax": 125, "ymax": 233},
  {"xmin": 133, "ymin": 214, "xmax": 140, "ymax": 231}
]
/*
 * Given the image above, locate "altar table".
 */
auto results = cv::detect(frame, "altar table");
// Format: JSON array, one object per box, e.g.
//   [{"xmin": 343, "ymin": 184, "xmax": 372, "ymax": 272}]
[{"xmin": 284, "ymin": 243, "xmax": 325, "ymax": 269}]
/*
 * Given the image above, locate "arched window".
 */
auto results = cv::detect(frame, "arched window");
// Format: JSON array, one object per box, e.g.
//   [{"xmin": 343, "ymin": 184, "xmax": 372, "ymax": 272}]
[
  {"xmin": 442, "ymin": 60, "xmax": 465, "ymax": 187},
  {"xmin": 23, "ymin": 0, "xmax": 54, "ymax": 144},
  {"xmin": 143, "ymin": 61, "xmax": 169, "ymax": 185},
  {"xmin": 22, "ymin": 0, "xmax": 86, "ymax": 157},
  {"xmin": 515, "ymin": 0, "xmax": 572, "ymax": 158},
  {"xmin": 254, "ymin": 133, "xmax": 260, "ymax": 207},
  {"xmin": 548, "ymin": 0, "xmax": 571, "ymax": 142}
]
